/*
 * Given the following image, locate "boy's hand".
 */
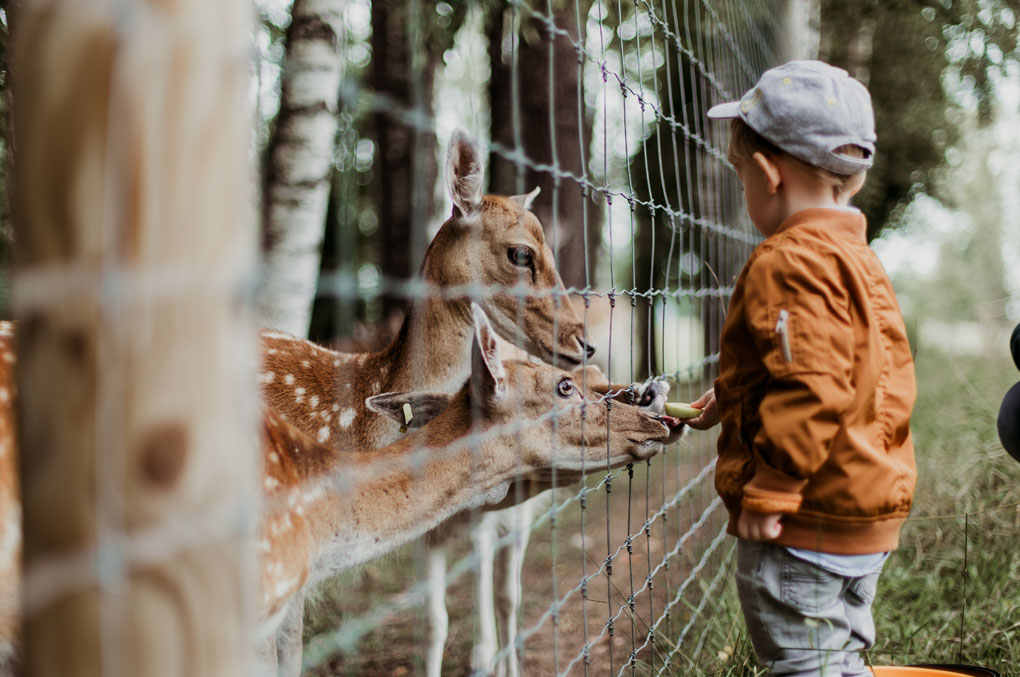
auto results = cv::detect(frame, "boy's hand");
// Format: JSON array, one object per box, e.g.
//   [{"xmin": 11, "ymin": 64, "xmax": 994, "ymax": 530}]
[
  {"xmin": 737, "ymin": 510, "xmax": 783, "ymax": 541},
  {"xmin": 683, "ymin": 388, "xmax": 719, "ymax": 430}
]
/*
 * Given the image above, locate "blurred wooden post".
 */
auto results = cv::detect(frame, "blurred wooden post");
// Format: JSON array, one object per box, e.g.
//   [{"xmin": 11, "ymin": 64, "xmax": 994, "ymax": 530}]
[{"xmin": 11, "ymin": 0, "xmax": 256, "ymax": 675}]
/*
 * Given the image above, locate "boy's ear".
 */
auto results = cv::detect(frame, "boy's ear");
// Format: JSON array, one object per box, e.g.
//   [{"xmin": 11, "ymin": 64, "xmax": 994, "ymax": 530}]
[
  {"xmin": 845, "ymin": 172, "xmax": 867, "ymax": 198},
  {"xmin": 752, "ymin": 151, "xmax": 781, "ymax": 195}
]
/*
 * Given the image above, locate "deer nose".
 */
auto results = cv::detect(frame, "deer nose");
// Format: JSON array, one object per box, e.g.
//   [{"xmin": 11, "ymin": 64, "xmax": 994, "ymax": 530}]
[{"xmin": 580, "ymin": 339, "xmax": 596, "ymax": 359}]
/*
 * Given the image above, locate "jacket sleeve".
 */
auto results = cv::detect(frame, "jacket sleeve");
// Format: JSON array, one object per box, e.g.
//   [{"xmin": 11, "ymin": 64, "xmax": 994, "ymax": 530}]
[{"xmin": 740, "ymin": 245, "xmax": 856, "ymax": 515}]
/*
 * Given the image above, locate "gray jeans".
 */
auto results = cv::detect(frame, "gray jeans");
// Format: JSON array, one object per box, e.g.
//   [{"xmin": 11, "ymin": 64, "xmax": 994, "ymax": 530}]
[{"xmin": 735, "ymin": 539, "xmax": 882, "ymax": 677}]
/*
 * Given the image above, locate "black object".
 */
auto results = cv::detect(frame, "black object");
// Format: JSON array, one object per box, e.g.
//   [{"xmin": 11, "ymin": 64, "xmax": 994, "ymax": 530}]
[
  {"xmin": 912, "ymin": 665, "xmax": 1001, "ymax": 677},
  {"xmin": 1011, "ymin": 322, "xmax": 1020, "ymax": 372},
  {"xmin": 999, "ymin": 381, "xmax": 1020, "ymax": 464}
]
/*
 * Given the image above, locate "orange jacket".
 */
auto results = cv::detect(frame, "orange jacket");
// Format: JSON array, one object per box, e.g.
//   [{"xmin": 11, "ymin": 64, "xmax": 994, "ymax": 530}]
[{"xmin": 715, "ymin": 208, "xmax": 916, "ymax": 555}]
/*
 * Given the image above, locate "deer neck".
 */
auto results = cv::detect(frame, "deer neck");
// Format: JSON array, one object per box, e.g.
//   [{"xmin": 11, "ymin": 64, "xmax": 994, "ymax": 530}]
[
  {"xmin": 382, "ymin": 297, "xmax": 473, "ymax": 394},
  {"xmin": 302, "ymin": 393, "xmax": 523, "ymax": 581}
]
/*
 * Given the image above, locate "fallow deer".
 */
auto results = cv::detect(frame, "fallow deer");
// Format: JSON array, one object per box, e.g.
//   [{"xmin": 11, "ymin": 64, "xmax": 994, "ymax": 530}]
[
  {"xmin": 258, "ymin": 129, "xmax": 594, "ymax": 453},
  {"xmin": 0, "ymin": 309, "xmax": 675, "ymax": 676},
  {"xmin": 256, "ymin": 305, "xmax": 676, "ymax": 674},
  {"xmin": 256, "ymin": 129, "xmax": 667, "ymax": 676},
  {"xmin": 0, "ymin": 323, "xmax": 17, "ymax": 673}
]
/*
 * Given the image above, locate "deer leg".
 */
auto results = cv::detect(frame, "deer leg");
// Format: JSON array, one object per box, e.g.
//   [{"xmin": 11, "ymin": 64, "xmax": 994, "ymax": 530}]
[
  {"xmin": 255, "ymin": 633, "xmax": 278, "ymax": 677},
  {"xmin": 470, "ymin": 514, "xmax": 499, "ymax": 675},
  {"xmin": 494, "ymin": 503, "xmax": 534, "ymax": 677},
  {"xmin": 426, "ymin": 544, "xmax": 450, "ymax": 677},
  {"xmin": 275, "ymin": 596, "xmax": 305, "ymax": 677}
]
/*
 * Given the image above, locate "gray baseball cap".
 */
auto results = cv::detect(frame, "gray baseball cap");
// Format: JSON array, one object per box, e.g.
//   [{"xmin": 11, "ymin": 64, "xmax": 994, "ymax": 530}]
[{"xmin": 708, "ymin": 60, "xmax": 875, "ymax": 175}]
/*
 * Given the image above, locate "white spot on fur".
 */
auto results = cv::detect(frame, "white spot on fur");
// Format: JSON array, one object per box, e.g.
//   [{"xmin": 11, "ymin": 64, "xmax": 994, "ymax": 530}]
[
  {"xmin": 262, "ymin": 331, "xmax": 295, "ymax": 341},
  {"xmin": 295, "ymin": 387, "xmax": 305, "ymax": 403},
  {"xmin": 333, "ymin": 358, "xmax": 340, "ymax": 367},
  {"xmin": 309, "ymin": 395, "xmax": 319, "ymax": 408},
  {"xmin": 338, "ymin": 408, "xmax": 356, "ymax": 428},
  {"xmin": 0, "ymin": 387, "xmax": 8, "ymax": 404},
  {"xmin": 302, "ymin": 486, "xmax": 325, "ymax": 504},
  {"xmin": 268, "ymin": 452, "xmax": 280, "ymax": 464},
  {"xmin": 264, "ymin": 477, "xmax": 280, "ymax": 490},
  {"xmin": 0, "ymin": 506, "xmax": 21, "ymax": 569},
  {"xmin": 274, "ymin": 575, "xmax": 300, "ymax": 598},
  {"xmin": 331, "ymin": 404, "xmax": 340, "ymax": 412},
  {"xmin": 284, "ymin": 374, "xmax": 295, "ymax": 385},
  {"xmin": 301, "ymin": 360, "xmax": 310, "ymax": 368},
  {"xmin": 257, "ymin": 372, "xmax": 275, "ymax": 385},
  {"xmin": 267, "ymin": 348, "xmax": 277, "ymax": 355},
  {"xmin": 317, "ymin": 426, "xmax": 330, "ymax": 443}
]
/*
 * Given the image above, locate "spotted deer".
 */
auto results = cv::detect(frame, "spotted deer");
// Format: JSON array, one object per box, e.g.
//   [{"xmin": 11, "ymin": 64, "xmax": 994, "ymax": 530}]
[
  {"xmin": 0, "ymin": 324, "xmax": 17, "ymax": 673},
  {"xmin": 259, "ymin": 129, "xmax": 594, "ymax": 452},
  {"xmin": 0, "ymin": 309, "xmax": 673, "ymax": 676},
  {"xmin": 257, "ymin": 130, "xmax": 658, "ymax": 676},
  {"xmin": 256, "ymin": 305, "xmax": 673, "ymax": 673}
]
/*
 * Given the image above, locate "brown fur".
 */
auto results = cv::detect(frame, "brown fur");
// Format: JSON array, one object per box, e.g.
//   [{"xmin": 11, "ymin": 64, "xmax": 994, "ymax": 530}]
[{"xmin": 259, "ymin": 190, "xmax": 590, "ymax": 457}]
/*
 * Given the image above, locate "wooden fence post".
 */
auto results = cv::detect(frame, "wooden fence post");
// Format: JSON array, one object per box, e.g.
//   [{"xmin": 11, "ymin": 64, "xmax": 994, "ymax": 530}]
[{"xmin": 11, "ymin": 0, "xmax": 256, "ymax": 675}]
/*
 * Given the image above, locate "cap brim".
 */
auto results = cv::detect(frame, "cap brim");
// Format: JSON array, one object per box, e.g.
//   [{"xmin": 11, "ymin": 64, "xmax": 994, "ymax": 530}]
[{"xmin": 707, "ymin": 101, "xmax": 741, "ymax": 119}]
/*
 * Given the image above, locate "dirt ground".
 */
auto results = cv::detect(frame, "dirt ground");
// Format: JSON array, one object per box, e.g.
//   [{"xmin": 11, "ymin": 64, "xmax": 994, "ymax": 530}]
[{"xmin": 304, "ymin": 429, "xmax": 735, "ymax": 676}]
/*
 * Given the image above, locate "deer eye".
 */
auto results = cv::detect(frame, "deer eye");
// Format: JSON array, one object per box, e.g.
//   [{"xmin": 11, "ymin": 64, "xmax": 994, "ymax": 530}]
[
  {"xmin": 507, "ymin": 246, "xmax": 534, "ymax": 268},
  {"xmin": 556, "ymin": 377, "xmax": 575, "ymax": 398}
]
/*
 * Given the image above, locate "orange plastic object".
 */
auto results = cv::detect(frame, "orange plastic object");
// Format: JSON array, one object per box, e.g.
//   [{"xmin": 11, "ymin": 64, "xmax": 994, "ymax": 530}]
[{"xmin": 872, "ymin": 668, "xmax": 990, "ymax": 677}]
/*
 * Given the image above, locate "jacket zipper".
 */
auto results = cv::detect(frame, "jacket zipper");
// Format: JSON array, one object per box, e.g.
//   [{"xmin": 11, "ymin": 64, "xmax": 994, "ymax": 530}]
[{"xmin": 775, "ymin": 309, "xmax": 793, "ymax": 363}]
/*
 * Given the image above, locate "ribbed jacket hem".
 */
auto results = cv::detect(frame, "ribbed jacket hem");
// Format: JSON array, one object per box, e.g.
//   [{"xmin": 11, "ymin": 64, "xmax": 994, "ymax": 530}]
[{"xmin": 724, "ymin": 504, "xmax": 909, "ymax": 555}]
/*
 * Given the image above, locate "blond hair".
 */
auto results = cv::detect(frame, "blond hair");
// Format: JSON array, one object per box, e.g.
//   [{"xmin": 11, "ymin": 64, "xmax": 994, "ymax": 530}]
[{"xmin": 727, "ymin": 118, "xmax": 868, "ymax": 197}]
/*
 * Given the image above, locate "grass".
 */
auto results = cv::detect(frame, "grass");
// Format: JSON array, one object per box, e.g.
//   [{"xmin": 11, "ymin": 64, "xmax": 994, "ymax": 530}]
[
  {"xmin": 680, "ymin": 338, "xmax": 1020, "ymax": 676},
  {"xmin": 297, "ymin": 336, "xmax": 1020, "ymax": 676}
]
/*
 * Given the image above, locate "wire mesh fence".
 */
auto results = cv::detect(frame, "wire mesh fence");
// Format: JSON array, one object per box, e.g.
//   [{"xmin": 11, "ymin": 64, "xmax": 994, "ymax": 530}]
[
  {"xmin": 256, "ymin": 1, "xmax": 786, "ymax": 674},
  {"xmin": 7, "ymin": 1, "xmax": 1020, "ymax": 677}
]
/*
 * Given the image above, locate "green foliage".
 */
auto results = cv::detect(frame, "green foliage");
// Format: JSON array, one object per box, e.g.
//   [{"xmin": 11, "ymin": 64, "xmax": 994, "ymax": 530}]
[
  {"xmin": 820, "ymin": 0, "xmax": 1020, "ymax": 238},
  {"xmin": 671, "ymin": 347, "xmax": 1020, "ymax": 676}
]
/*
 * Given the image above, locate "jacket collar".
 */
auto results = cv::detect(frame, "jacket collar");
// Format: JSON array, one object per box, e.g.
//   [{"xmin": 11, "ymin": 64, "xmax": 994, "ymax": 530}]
[{"xmin": 773, "ymin": 208, "xmax": 868, "ymax": 243}]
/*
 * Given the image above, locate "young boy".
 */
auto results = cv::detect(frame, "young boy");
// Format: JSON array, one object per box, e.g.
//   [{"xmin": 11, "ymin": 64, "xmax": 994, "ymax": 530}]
[{"xmin": 683, "ymin": 61, "xmax": 917, "ymax": 676}]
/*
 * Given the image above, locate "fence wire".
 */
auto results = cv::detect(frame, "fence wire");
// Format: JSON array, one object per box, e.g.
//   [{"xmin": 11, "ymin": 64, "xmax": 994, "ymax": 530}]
[
  {"xmin": 10, "ymin": 0, "xmax": 780, "ymax": 674},
  {"xmin": 283, "ymin": 1, "xmax": 778, "ymax": 674},
  {"xmin": 8, "ymin": 1, "xmax": 1020, "ymax": 676}
]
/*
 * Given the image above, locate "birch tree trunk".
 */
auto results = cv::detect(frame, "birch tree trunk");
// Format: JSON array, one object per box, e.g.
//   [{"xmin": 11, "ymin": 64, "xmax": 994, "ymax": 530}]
[
  {"xmin": 12, "ymin": 0, "xmax": 256, "ymax": 675},
  {"xmin": 258, "ymin": 0, "xmax": 345, "ymax": 337}
]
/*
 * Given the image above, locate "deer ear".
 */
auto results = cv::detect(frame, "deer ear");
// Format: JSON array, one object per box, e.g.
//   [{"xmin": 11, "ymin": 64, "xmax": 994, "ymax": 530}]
[
  {"xmin": 509, "ymin": 186, "xmax": 541, "ymax": 211},
  {"xmin": 446, "ymin": 129, "xmax": 484, "ymax": 217},
  {"xmin": 365, "ymin": 391, "xmax": 452, "ymax": 429},
  {"xmin": 470, "ymin": 302, "xmax": 506, "ymax": 403}
]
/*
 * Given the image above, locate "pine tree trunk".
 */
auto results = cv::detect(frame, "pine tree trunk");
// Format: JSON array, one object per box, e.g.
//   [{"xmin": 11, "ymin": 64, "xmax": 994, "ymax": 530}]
[
  {"xmin": 487, "ymin": 2, "xmax": 597, "ymax": 293},
  {"xmin": 11, "ymin": 0, "xmax": 256, "ymax": 674},
  {"xmin": 258, "ymin": 0, "xmax": 345, "ymax": 337},
  {"xmin": 370, "ymin": 3, "xmax": 439, "ymax": 320}
]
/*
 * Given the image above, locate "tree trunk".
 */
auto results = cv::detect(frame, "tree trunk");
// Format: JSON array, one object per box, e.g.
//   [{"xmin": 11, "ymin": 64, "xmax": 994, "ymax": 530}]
[
  {"xmin": 11, "ymin": 0, "xmax": 256, "ymax": 674},
  {"xmin": 370, "ymin": 3, "xmax": 440, "ymax": 320},
  {"xmin": 258, "ymin": 0, "xmax": 345, "ymax": 337},
  {"xmin": 487, "ymin": 2, "xmax": 597, "ymax": 293}
]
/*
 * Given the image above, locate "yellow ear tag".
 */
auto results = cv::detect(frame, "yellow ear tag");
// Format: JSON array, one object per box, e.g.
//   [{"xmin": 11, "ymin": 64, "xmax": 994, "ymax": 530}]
[{"xmin": 398, "ymin": 402, "xmax": 413, "ymax": 433}]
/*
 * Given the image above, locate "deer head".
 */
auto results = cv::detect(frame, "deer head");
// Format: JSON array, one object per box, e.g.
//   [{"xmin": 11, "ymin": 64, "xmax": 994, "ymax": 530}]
[
  {"xmin": 370, "ymin": 305, "xmax": 669, "ymax": 479},
  {"xmin": 423, "ymin": 129, "xmax": 592, "ymax": 368}
]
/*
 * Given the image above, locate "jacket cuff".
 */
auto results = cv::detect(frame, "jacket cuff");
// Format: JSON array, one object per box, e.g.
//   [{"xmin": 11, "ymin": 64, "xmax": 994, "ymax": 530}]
[{"xmin": 741, "ymin": 464, "xmax": 807, "ymax": 514}]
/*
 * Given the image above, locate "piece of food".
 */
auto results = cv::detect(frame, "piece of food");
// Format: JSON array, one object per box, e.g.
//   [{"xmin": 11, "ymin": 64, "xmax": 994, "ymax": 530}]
[
  {"xmin": 659, "ymin": 415, "xmax": 683, "ymax": 428},
  {"xmin": 665, "ymin": 402, "xmax": 702, "ymax": 419}
]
